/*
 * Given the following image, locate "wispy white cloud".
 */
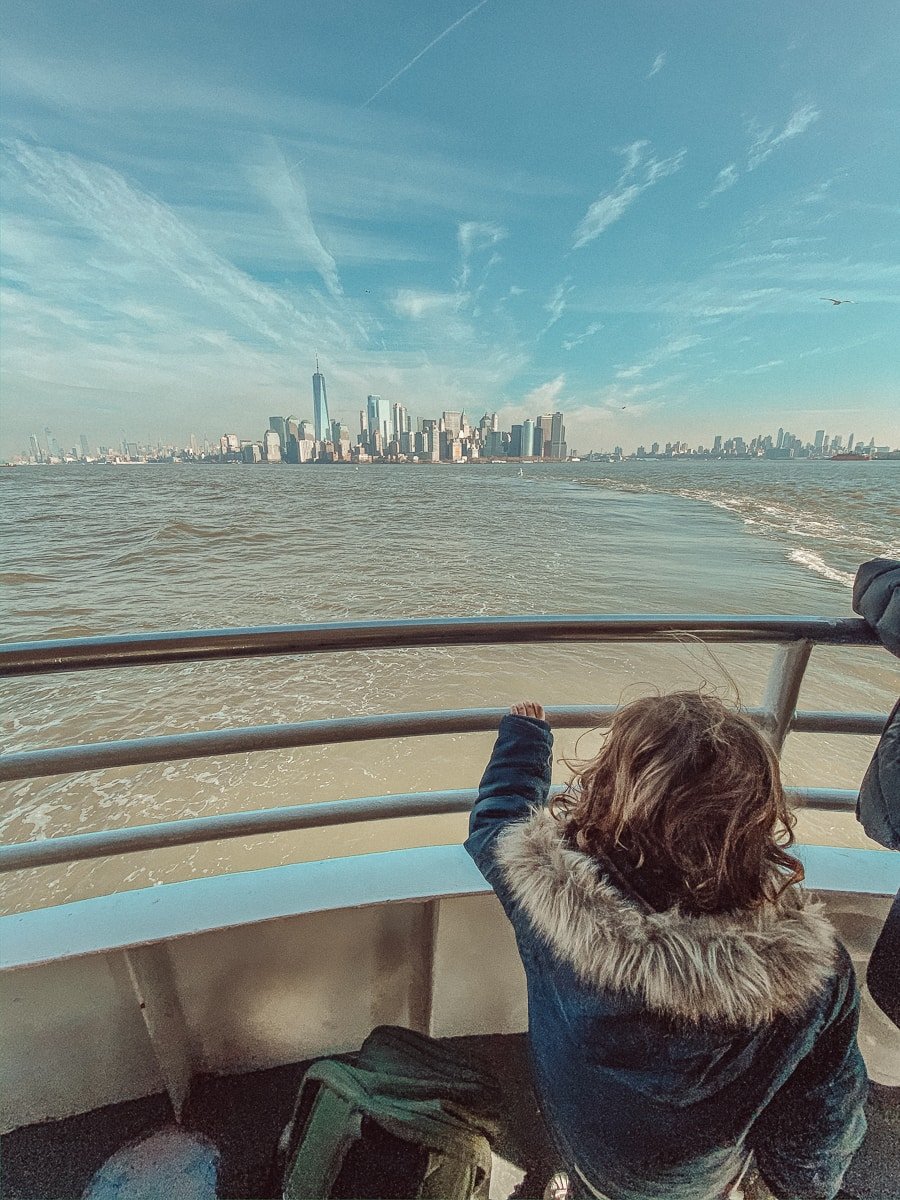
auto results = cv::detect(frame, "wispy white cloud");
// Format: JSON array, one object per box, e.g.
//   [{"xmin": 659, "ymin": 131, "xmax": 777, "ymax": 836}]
[
  {"xmin": 577, "ymin": 271, "xmax": 798, "ymax": 320},
  {"xmin": 701, "ymin": 104, "xmax": 820, "ymax": 208},
  {"xmin": 562, "ymin": 321, "xmax": 604, "ymax": 351},
  {"xmin": 249, "ymin": 138, "xmax": 342, "ymax": 298},
  {"xmin": 781, "ymin": 104, "xmax": 821, "ymax": 139},
  {"xmin": 797, "ymin": 332, "xmax": 886, "ymax": 359},
  {"xmin": 717, "ymin": 252, "xmax": 791, "ymax": 268},
  {"xmin": 614, "ymin": 333, "xmax": 705, "ymax": 378},
  {"xmin": 361, "ymin": 0, "xmax": 491, "ymax": 108},
  {"xmin": 456, "ymin": 221, "xmax": 507, "ymax": 289},
  {"xmin": 738, "ymin": 359, "xmax": 784, "ymax": 373},
  {"xmin": 701, "ymin": 163, "xmax": 739, "ymax": 206},
  {"xmin": 2, "ymin": 46, "xmax": 570, "ymax": 228},
  {"xmin": 720, "ymin": 248, "xmax": 900, "ymax": 291},
  {"xmin": 539, "ymin": 278, "xmax": 573, "ymax": 336},
  {"xmin": 647, "ymin": 52, "xmax": 667, "ymax": 79},
  {"xmin": 524, "ymin": 375, "xmax": 566, "ymax": 410},
  {"xmin": 3, "ymin": 137, "xmax": 300, "ymax": 342},
  {"xmin": 567, "ymin": 385, "xmax": 673, "ymax": 432},
  {"xmin": 2, "ymin": 45, "xmax": 445, "ymax": 156},
  {"xmin": 187, "ymin": 206, "xmax": 431, "ymax": 269},
  {"xmin": 573, "ymin": 141, "xmax": 686, "ymax": 248},
  {"xmin": 770, "ymin": 235, "xmax": 827, "ymax": 248},
  {"xmin": 391, "ymin": 289, "xmax": 463, "ymax": 319},
  {"xmin": 573, "ymin": 186, "xmax": 642, "ymax": 244},
  {"xmin": 800, "ymin": 178, "xmax": 836, "ymax": 205},
  {"xmin": 281, "ymin": 140, "xmax": 568, "ymax": 226},
  {"xmin": 748, "ymin": 102, "xmax": 820, "ymax": 170}
]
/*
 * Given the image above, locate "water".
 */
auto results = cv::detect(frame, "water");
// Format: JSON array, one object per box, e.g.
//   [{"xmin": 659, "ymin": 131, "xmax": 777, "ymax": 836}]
[
  {"xmin": 1, "ymin": 459, "xmax": 898, "ymax": 914},
  {"xmin": 573, "ymin": 459, "xmax": 899, "ymax": 587}
]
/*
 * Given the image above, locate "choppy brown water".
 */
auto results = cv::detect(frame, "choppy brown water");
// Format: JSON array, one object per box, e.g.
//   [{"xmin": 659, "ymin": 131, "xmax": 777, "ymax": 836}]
[{"xmin": 1, "ymin": 459, "xmax": 898, "ymax": 914}]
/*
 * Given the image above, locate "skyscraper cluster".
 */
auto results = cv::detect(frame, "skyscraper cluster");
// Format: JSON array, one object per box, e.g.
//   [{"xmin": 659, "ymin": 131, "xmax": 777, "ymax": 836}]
[
  {"xmin": 255, "ymin": 364, "xmax": 569, "ymax": 465},
  {"xmin": 347, "ymin": 399, "xmax": 566, "ymax": 462},
  {"xmin": 632, "ymin": 425, "xmax": 888, "ymax": 460}
]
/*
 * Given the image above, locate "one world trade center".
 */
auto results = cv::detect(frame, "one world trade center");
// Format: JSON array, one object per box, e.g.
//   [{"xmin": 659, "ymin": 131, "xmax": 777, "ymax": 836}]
[{"xmin": 312, "ymin": 358, "xmax": 329, "ymax": 442}]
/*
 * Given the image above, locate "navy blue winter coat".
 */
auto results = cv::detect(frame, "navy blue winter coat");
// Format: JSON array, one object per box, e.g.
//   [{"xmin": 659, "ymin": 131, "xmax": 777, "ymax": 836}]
[
  {"xmin": 466, "ymin": 715, "xmax": 867, "ymax": 1200},
  {"xmin": 853, "ymin": 557, "xmax": 900, "ymax": 850}
]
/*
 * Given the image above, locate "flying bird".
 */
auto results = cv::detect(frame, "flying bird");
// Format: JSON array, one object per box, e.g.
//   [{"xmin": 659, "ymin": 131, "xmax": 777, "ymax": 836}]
[{"xmin": 820, "ymin": 297, "xmax": 854, "ymax": 305}]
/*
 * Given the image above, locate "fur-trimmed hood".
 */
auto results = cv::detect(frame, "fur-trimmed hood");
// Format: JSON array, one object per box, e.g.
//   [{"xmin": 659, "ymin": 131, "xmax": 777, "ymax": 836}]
[{"xmin": 495, "ymin": 807, "xmax": 838, "ymax": 1027}]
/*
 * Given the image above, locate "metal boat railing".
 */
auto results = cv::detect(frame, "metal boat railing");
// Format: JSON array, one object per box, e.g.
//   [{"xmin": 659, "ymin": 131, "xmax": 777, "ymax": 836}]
[{"xmin": 0, "ymin": 615, "xmax": 888, "ymax": 874}]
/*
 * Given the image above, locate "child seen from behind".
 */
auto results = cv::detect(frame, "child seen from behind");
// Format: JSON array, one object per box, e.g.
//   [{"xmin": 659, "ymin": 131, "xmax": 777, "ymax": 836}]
[{"xmin": 466, "ymin": 693, "xmax": 867, "ymax": 1200}]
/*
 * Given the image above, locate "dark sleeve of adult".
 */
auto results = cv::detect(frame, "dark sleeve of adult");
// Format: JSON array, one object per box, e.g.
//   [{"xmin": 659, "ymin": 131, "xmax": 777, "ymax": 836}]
[
  {"xmin": 749, "ymin": 956, "xmax": 868, "ymax": 1200},
  {"xmin": 852, "ymin": 558, "xmax": 900, "ymax": 850},
  {"xmin": 464, "ymin": 715, "xmax": 553, "ymax": 912},
  {"xmin": 853, "ymin": 557, "xmax": 900, "ymax": 657}
]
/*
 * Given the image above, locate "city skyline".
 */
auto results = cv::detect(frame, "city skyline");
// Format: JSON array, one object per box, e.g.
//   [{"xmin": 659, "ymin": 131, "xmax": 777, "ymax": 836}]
[
  {"xmin": 3, "ymin": 2, "xmax": 899, "ymax": 456},
  {"xmin": 9, "ymin": 360, "xmax": 897, "ymax": 466},
  {"xmin": 14, "ymin": 364, "xmax": 896, "ymax": 467},
  {"xmin": 12, "ymin": 361, "xmax": 894, "ymax": 464}
]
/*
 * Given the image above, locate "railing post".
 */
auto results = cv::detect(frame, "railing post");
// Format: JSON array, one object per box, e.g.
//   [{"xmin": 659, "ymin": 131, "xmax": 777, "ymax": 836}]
[
  {"xmin": 124, "ymin": 943, "xmax": 195, "ymax": 1121},
  {"xmin": 761, "ymin": 640, "xmax": 813, "ymax": 754},
  {"xmin": 408, "ymin": 900, "xmax": 439, "ymax": 1036}
]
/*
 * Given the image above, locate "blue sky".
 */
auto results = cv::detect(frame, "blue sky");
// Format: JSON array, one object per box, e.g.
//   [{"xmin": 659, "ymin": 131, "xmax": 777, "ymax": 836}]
[{"xmin": 2, "ymin": 0, "xmax": 899, "ymax": 455}]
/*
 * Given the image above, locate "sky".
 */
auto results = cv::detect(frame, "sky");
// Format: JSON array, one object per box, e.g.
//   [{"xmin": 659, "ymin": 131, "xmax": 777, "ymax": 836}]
[{"xmin": 2, "ymin": 0, "xmax": 899, "ymax": 457}]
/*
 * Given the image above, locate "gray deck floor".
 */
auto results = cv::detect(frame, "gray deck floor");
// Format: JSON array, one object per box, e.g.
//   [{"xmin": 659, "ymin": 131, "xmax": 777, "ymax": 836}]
[{"xmin": 2, "ymin": 1034, "xmax": 898, "ymax": 1199}]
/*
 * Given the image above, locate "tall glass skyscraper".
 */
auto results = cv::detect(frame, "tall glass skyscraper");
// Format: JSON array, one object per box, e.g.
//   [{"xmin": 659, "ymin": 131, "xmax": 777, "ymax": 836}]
[
  {"xmin": 312, "ymin": 359, "xmax": 329, "ymax": 442},
  {"xmin": 537, "ymin": 412, "xmax": 567, "ymax": 459},
  {"xmin": 367, "ymin": 394, "xmax": 390, "ymax": 446},
  {"xmin": 549, "ymin": 411, "xmax": 567, "ymax": 460}
]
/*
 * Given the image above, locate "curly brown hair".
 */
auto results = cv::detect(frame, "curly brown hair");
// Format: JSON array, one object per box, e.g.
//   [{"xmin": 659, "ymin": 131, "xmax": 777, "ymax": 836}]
[{"xmin": 552, "ymin": 691, "xmax": 804, "ymax": 914}]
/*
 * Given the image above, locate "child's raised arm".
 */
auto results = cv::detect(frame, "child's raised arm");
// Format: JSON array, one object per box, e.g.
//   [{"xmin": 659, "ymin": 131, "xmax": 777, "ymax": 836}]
[{"xmin": 464, "ymin": 703, "xmax": 553, "ymax": 907}]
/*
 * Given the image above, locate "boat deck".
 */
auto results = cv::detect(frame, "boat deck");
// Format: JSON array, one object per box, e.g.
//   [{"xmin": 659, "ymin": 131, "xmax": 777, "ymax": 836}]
[
  {"xmin": 2, "ymin": 617, "xmax": 898, "ymax": 1197},
  {"xmin": 3, "ymin": 1033, "xmax": 898, "ymax": 1199}
]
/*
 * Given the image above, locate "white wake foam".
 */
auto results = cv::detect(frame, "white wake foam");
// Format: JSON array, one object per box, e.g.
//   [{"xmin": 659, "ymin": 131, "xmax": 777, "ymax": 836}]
[{"xmin": 788, "ymin": 548, "xmax": 855, "ymax": 588}]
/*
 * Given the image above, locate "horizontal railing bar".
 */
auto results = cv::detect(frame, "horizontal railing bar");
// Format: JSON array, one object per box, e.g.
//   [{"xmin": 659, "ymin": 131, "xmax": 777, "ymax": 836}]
[
  {"xmin": 0, "ymin": 786, "xmax": 858, "ymax": 872},
  {"xmin": 0, "ymin": 706, "xmax": 614, "ymax": 782},
  {"xmin": 1, "ymin": 704, "xmax": 888, "ymax": 783},
  {"xmin": 0, "ymin": 705, "xmax": 743, "ymax": 782},
  {"xmin": 0, "ymin": 615, "xmax": 877, "ymax": 677},
  {"xmin": 790, "ymin": 711, "xmax": 887, "ymax": 736},
  {"xmin": 0, "ymin": 791, "xmax": 485, "ymax": 872},
  {"xmin": 789, "ymin": 788, "xmax": 862, "ymax": 812}
]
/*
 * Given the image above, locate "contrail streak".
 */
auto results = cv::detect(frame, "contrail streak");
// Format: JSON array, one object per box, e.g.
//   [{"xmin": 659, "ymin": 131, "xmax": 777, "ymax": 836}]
[{"xmin": 361, "ymin": 0, "xmax": 490, "ymax": 108}]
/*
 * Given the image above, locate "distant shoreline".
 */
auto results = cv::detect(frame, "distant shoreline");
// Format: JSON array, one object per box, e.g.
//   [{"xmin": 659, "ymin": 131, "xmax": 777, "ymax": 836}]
[{"xmin": 4, "ymin": 454, "xmax": 899, "ymax": 469}]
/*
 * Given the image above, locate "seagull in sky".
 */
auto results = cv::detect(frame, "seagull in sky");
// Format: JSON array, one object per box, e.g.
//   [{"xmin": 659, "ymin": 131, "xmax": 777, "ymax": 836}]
[{"xmin": 820, "ymin": 297, "xmax": 854, "ymax": 305}]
